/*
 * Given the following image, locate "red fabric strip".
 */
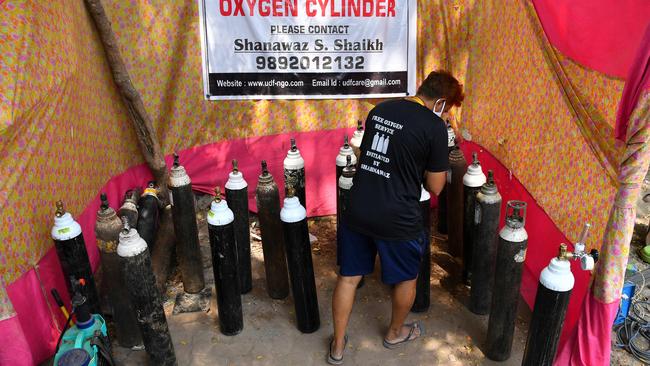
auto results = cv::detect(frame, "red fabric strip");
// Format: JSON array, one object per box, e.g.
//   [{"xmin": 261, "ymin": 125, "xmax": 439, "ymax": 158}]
[{"xmin": 532, "ymin": 0, "xmax": 650, "ymax": 78}]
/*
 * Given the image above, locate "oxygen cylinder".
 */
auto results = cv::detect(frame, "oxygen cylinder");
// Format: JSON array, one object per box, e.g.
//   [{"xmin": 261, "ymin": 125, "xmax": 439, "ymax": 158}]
[
  {"xmin": 349, "ymin": 120, "xmax": 364, "ymax": 160},
  {"xmin": 486, "ymin": 200, "xmax": 528, "ymax": 361},
  {"xmin": 412, "ymin": 186, "xmax": 431, "ymax": 313},
  {"xmin": 284, "ymin": 138, "xmax": 306, "ymax": 210},
  {"xmin": 281, "ymin": 187, "xmax": 320, "ymax": 333},
  {"xmin": 436, "ymin": 124, "xmax": 456, "ymax": 234},
  {"xmin": 137, "ymin": 181, "xmax": 160, "ymax": 250},
  {"xmin": 337, "ymin": 155, "xmax": 365, "ymax": 289},
  {"xmin": 447, "ymin": 144, "xmax": 467, "ymax": 258},
  {"xmin": 225, "ymin": 159, "xmax": 252, "ymax": 294},
  {"xmin": 118, "ymin": 189, "xmax": 139, "ymax": 228},
  {"xmin": 255, "ymin": 161, "xmax": 290, "ymax": 300},
  {"xmin": 522, "ymin": 224, "xmax": 596, "ymax": 366},
  {"xmin": 95, "ymin": 194, "xmax": 142, "ymax": 348},
  {"xmin": 337, "ymin": 155, "xmax": 355, "ymax": 229},
  {"xmin": 168, "ymin": 153, "xmax": 205, "ymax": 294},
  {"xmin": 522, "ymin": 244, "xmax": 574, "ymax": 366},
  {"xmin": 118, "ymin": 218, "xmax": 176, "ymax": 366},
  {"xmin": 51, "ymin": 201, "xmax": 100, "ymax": 314},
  {"xmin": 207, "ymin": 187, "xmax": 244, "ymax": 335},
  {"xmin": 468, "ymin": 171, "xmax": 502, "ymax": 315},
  {"xmin": 462, "ymin": 153, "xmax": 486, "ymax": 284},
  {"xmin": 335, "ymin": 135, "xmax": 357, "ymax": 214}
]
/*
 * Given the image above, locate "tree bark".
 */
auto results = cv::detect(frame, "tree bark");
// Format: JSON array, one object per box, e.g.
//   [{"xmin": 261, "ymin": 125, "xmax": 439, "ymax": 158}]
[{"xmin": 84, "ymin": 0, "xmax": 170, "ymax": 204}]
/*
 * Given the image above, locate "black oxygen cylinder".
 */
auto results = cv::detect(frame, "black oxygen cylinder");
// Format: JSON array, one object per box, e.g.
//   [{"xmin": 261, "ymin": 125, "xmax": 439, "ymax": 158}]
[
  {"xmin": 95, "ymin": 194, "xmax": 142, "ymax": 348},
  {"xmin": 168, "ymin": 153, "xmax": 205, "ymax": 294},
  {"xmin": 118, "ymin": 218, "xmax": 177, "ymax": 366},
  {"xmin": 225, "ymin": 159, "xmax": 252, "ymax": 294},
  {"xmin": 335, "ymin": 135, "xmax": 357, "ymax": 229},
  {"xmin": 51, "ymin": 201, "xmax": 101, "ymax": 314},
  {"xmin": 284, "ymin": 138, "xmax": 306, "ymax": 210},
  {"xmin": 412, "ymin": 187, "xmax": 431, "ymax": 313},
  {"xmin": 486, "ymin": 200, "xmax": 528, "ymax": 361},
  {"xmin": 118, "ymin": 189, "xmax": 139, "ymax": 228},
  {"xmin": 436, "ymin": 123, "xmax": 455, "ymax": 234},
  {"xmin": 137, "ymin": 181, "xmax": 160, "ymax": 250},
  {"xmin": 522, "ymin": 244, "xmax": 574, "ymax": 366},
  {"xmin": 255, "ymin": 161, "xmax": 290, "ymax": 300},
  {"xmin": 336, "ymin": 155, "xmax": 356, "ymax": 229},
  {"xmin": 469, "ymin": 171, "xmax": 502, "ymax": 315},
  {"xmin": 281, "ymin": 187, "xmax": 320, "ymax": 333},
  {"xmin": 447, "ymin": 144, "xmax": 467, "ymax": 259},
  {"xmin": 337, "ymin": 155, "xmax": 365, "ymax": 289},
  {"xmin": 462, "ymin": 153, "xmax": 486, "ymax": 284},
  {"xmin": 207, "ymin": 187, "xmax": 244, "ymax": 335}
]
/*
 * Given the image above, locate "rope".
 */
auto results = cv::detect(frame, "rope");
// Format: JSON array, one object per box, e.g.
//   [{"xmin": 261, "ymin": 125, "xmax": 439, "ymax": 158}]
[{"xmin": 615, "ymin": 271, "xmax": 650, "ymax": 363}]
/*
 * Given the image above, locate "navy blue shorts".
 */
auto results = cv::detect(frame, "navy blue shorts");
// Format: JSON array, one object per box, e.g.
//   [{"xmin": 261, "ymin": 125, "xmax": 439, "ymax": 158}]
[{"xmin": 337, "ymin": 223, "xmax": 427, "ymax": 285}]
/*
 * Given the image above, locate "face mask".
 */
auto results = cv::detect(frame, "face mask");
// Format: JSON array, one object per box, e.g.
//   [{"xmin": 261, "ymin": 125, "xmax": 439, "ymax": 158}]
[{"xmin": 433, "ymin": 99, "xmax": 446, "ymax": 118}]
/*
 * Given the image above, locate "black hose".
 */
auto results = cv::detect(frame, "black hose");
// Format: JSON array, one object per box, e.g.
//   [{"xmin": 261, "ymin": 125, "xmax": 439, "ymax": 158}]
[{"xmin": 615, "ymin": 300, "xmax": 650, "ymax": 364}]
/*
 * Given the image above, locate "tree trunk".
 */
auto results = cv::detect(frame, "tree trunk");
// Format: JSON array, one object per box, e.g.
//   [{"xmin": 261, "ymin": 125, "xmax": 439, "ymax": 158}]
[{"xmin": 84, "ymin": 0, "xmax": 170, "ymax": 204}]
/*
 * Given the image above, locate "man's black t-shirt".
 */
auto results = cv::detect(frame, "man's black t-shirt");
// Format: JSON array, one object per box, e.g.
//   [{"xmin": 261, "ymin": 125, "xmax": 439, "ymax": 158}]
[{"xmin": 345, "ymin": 98, "xmax": 449, "ymax": 241}]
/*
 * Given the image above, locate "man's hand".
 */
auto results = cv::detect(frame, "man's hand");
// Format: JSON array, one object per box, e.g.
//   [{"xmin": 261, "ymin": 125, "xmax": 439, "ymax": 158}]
[{"xmin": 424, "ymin": 171, "xmax": 447, "ymax": 196}]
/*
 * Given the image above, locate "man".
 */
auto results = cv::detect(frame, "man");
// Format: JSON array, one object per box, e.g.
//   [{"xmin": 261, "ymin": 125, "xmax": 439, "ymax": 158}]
[{"xmin": 328, "ymin": 71, "xmax": 464, "ymax": 364}]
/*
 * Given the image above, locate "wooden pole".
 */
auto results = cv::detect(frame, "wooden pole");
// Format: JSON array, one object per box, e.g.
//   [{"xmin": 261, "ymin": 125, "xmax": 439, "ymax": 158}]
[{"xmin": 84, "ymin": 0, "xmax": 170, "ymax": 203}]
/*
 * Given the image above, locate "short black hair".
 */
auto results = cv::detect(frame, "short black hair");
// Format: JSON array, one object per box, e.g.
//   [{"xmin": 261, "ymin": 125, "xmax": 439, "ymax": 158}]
[{"xmin": 417, "ymin": 70, "xmax": 464, "ymax": 107}]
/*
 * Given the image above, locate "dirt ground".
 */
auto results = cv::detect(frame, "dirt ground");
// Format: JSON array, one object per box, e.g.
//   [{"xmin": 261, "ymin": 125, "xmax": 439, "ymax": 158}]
[{"xmin": 110, "ymin": 195, "xmax": 529, "ymax": 366}]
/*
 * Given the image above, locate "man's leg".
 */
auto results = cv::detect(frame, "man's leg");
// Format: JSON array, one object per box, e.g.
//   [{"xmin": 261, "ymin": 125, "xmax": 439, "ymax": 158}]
[
  {"xmin": 331, "ymin": 274, "xmax": 363, "ymax": 357},
  {"xmin": 330, "ymin": 223, "xmax": 376, "ymax": 359},
  {"xmin": 376, "ymin": 235, "xmax": 426, "ymax": 343},
  {"xmin": 384, "ymin": 278, "xmax": 421, "ymax": 342}
]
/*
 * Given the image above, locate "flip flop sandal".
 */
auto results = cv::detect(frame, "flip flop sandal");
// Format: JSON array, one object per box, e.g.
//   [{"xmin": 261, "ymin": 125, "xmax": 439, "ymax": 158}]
[
  {"xmin": 382, "ymin": 321, "xmax": 424, "ymax": 349},
  {"xmin": 327, "ymin": 334, "xmax": 349, "ymax": 365}
]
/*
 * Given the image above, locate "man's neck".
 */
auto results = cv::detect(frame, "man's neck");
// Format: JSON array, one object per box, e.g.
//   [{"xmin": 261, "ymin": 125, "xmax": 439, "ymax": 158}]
[{"xmin": 415, "ymin": 95, "xmax": 436, "ymax": 110}]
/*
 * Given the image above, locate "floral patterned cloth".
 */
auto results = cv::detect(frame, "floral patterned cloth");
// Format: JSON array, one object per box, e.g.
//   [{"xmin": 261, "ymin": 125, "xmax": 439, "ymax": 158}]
[{"xmin": 594, "ymin": 91, "xmax": 650, "ymax": 303}]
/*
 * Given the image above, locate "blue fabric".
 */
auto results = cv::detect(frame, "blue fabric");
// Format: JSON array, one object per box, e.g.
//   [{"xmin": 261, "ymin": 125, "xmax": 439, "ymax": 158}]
[{"xmin": 337, "ymin": 223, "xmax": 426, "ymax": 285}]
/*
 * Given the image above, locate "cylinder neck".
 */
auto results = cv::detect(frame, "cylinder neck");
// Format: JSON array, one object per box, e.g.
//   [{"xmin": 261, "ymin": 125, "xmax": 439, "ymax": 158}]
[
  {"xmin": 505, "ymin": 200, "xmax": 527, "ymax": 229},
  {"xmin": 169, "ymin": 156, "xmax": 190, "ymax": 187},
  {"xmin": 55, "ymin": 201, "xmax": 66, "ymax": 218},
  {"xmin": 481, "ymin": 170, "xmax": 498, "ymax": 195},
  {"xmin": 97, "ymin": 194, "xmax": 115, "ymax": 219},
  {"xmin": 258, "ymin": 160, "xmax": 274, "ymax": 184}
]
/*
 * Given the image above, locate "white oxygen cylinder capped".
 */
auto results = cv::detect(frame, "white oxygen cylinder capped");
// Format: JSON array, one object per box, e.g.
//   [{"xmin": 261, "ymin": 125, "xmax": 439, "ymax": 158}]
[
  {"xmin": 540, "ymin": 249, "xmax": 575, "ymax": 292},
  {"xmin": 284, "ymin": 139, "xmax": 305, "ymax": 170},
  {"xmin": 280, "ymin": 188, "xmax": 306, "ymax": 223},
  {"xmin": 336, "ymin": 135, "xmax": 357, "ymax": 167},
  {"xmin": 169, "ymin": 153, "xmax": 191, "ymax": 188},
  {"xmin": 52, "ymin": 201, "xmax": 82, "ymax": 240},
  {"xmin": 225, "ymin": 160, "xmax": 248, "ymax": 190},
  {"xmin": 207, "ymin": 187, "xmax": 234, "ymax": 226},
  {"xmin": 117, "ymin": 218, "xmax": 148, "ymax": 258},
  {"xmin": 463, "ymin": 152, "xmax": 487, "ymax": 188}
]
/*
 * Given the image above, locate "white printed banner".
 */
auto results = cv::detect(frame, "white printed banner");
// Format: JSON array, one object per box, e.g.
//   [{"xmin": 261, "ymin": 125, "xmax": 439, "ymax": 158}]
[{"xmin": 198, "ymin": 0, "xmax": 417, "ymax": 99}]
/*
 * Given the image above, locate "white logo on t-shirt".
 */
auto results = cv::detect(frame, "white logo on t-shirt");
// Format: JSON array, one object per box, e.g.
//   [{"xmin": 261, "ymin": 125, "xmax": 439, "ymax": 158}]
[{"xmin": 371, "ymin": 133, "xmax": 390, "ymax": 154}]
